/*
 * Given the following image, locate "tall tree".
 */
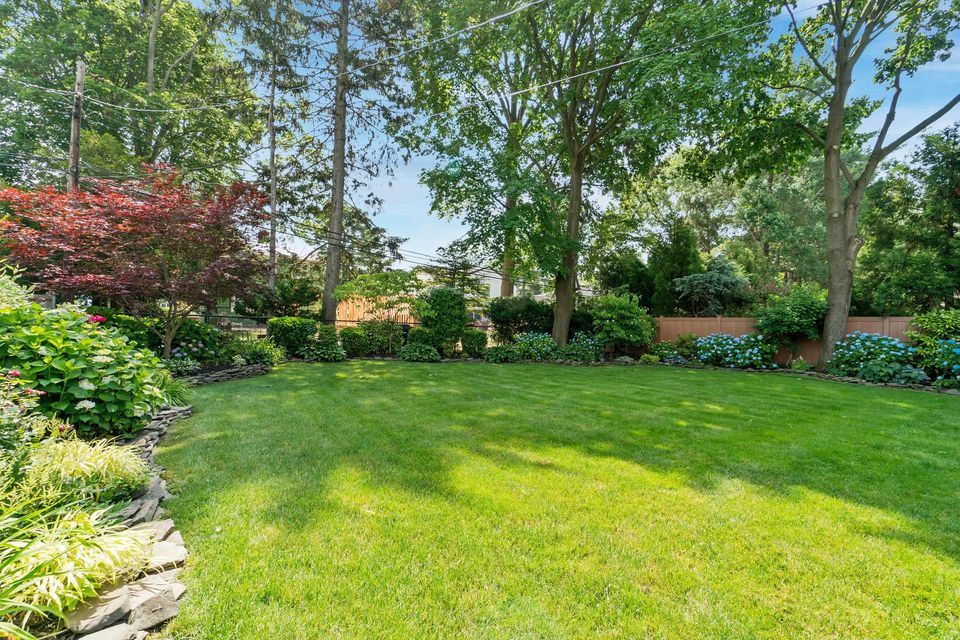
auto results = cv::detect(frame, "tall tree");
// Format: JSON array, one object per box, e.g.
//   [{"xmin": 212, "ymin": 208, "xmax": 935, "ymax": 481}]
[
  {"xmin": 408, "ymin": 0, "xmax": 550, "ymax": 299},
  {"xmin": 0, "ymin": 0, "xmax": 262, "ymax": 186},
  {"xmin": 751, "ymin": 0, "xmax": 960, "ymax": 366},
  {"xmin": 520, "ymin": 0, "xmax": 771, "ymax": 343}
]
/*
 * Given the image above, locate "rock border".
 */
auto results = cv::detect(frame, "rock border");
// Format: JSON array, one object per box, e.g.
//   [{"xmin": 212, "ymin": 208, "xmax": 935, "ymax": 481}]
[
  {"xmin": 181, "ymin": 362, "xmax": 269, "ymax": 386},
  {"xmin": 67, "ymin": 407, "xmax": 194, "ymax": 639}
]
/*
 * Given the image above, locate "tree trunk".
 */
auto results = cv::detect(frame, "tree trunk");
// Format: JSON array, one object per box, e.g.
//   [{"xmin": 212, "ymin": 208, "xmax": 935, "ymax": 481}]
[
  {"xmin": 500, "ymin": 196, "xmax": 517, "ymax": 298},
  {"xmin": 552, "ymin": 155, "xmax": 584, "ymax": 345},
  {"xmin": 162, "ymin": 325, "xmax": 175, "ymax": 359},
  {"xmin": 321, "ymin": 0, "xmax": 350, "ymax": 323},
  {"xmin": 267, "ymin": 53, "xmax": 278, "ymax": 290}
]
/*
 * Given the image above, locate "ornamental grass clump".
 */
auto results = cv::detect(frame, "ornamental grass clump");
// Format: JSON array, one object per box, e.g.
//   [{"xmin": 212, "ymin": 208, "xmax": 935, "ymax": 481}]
[
  {"xmin": 828, "ymin": 332, "xmax": 916, "ymax": 380},
  {"xmin": 696, "ymin": 333, "xmax": 777, "ymax": 369},
  {"xmin": 19, "ymin": 437, "xmax": 150, "ymax": 506}
]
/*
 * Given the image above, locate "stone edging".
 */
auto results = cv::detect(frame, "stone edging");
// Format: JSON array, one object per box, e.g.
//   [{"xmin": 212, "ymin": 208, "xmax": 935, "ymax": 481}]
[
  {"xmin": 66, "ymin": 406, "xmax": 194, "ymax": 639},
  {"xmin": 181, "ymin": 362, "xmax": 270, "ymax": 386}
]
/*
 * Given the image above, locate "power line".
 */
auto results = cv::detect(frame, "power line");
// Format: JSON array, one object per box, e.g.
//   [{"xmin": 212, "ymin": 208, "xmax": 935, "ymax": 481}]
[{"xmin": 336, "ymin": 0, "xmax": 547, "ymax": 79}]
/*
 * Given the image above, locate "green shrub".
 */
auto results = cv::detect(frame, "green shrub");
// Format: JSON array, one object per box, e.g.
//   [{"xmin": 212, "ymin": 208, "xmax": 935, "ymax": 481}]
[
  {"xmin": 227, "ymin": 336, "xmax": 285, "ymax": 366},
  {"xmin": 339, "ymin": 326, "xmax": 369, "ymax": 357},
  {"xmin": 514, "ymin": 333, "xmax": 558, "ymax": 361},
  {"xmin": 908, "ymin": 310, "xmax": 960, "ymax": 374},
  {"xmin": 754, "ymin": 284, "xmax": 827, "ymax": 358},
  {"xmin": 638, "ymin": 354, "xmax": 659, "ymax": 365},
  {"xmin": 267, "ymin": 317, "xmax": 318, "ymax": 355},
  {"xmin": 299, "ymin": 324, "xmax": 346, "ymax": 362},
  {"xmin": 398, "ymin": 342, "xmax": 441, "ymax": 363},
  {"xmin": 20, "ymin": 437, "xmax": 149, "ymax": 505},
  {"xmin": 557, "ymin": 334, "xmax": 603, "ymax": 363},
  {"xmin": 584, "ymin": 293, "xmax": 656, "ymax": 354},
  {"xmin": 696, "ymin": 334, "xmax": 777, "ymax": 369},
  {"xmin": 406, "ymin": 326, "xmax": 435, "ymax": 347},
  {"xmin": 414, "ymin": 287, "xmax": 469, "ymax": 356},
  {"xmin": 483, "ymin": 345, "xmax": 520, "ymax": 363},
  {"xmin": 569, "ymin": 306, "xmax": 595, "ymax": 337},
  {"xmin": 790, "ymin": 357, "xmax": 813, "ymax": 372},
  {"xmin": 359, "ymin": 320, "xmax": 404, "ymax": 355},
  {"xmin": 487, "ymin": 296, "xmax": 552, "ymax": 343},
  {"xmin": 0, "ymin": 303, "xmax": 165, "ymax": 437},
  {"xmin": 674, "ymin": 333, "xmax": 700, "ymax": 360},
  {"xmin": 461, "ymin": 329, "xmax": 488, "ymax": 358}
]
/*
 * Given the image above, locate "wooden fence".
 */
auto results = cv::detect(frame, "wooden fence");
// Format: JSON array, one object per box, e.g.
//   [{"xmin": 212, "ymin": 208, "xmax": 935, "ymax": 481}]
[{"xmin": 656, "ymin": 316, "xmax": 914, "ymax": 364}]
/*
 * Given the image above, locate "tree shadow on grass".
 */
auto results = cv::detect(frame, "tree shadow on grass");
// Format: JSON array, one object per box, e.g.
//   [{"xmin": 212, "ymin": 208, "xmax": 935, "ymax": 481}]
[{"xmin": 157, "ymin": 360, "xmax": 960, "ymax": 565}]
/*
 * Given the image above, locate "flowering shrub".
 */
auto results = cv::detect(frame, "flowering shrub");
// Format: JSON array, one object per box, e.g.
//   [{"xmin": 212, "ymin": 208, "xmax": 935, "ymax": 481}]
[
  {"xmin": 398, "ymin": 342, "xmax": 441, "ymax": 363},
  {"xmin": 908, "ymin": 310, "xmax": 960, "ymax": 374},
  {"xmin": 827, "ymin": 332, "xmax": 916, "ymax": 378},
  {"xmin": 514, "ymin": 332, "xmax": 558, "ymax": 361},
  {"xmin": 929, "ymin": 339, "xmax": 960, "ymax": 387},
  {"xmin": 696, "ymin": 333, "xmax": 777, "ymax": 369},
  {"xmin": 557, "ymin": 334, "xmax": 603, "ymax": 363},
  {"xmin": 0, "ymin": 302, "xmax": 165, "ymax": 437}
]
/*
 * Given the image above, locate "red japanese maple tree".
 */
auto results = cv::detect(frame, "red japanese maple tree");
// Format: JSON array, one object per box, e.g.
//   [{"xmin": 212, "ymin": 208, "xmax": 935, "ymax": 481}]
[{"xmin": 0, "ymin": 169, "xmax": 268, "ymax": 357}]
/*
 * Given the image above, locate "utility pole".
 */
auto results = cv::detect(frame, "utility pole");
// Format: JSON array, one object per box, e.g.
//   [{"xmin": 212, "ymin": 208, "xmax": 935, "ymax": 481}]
[
  {"xmin": 321, "ymin": 0, "xmax": 350, "ymax": 323},
  {"xmin": 67, "ymin": 60, "xmax": 85, "ymax": 192}
]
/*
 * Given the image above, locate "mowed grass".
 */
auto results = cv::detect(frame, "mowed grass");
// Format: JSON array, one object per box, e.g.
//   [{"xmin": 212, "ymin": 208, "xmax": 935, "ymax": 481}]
[{"xmin": 157, "ymin": 361, "xmax": 960, "ymax": 640}]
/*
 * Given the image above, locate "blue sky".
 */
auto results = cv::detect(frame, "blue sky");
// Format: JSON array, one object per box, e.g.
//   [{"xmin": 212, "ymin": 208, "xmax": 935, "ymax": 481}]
[{"xmin": 342, "ymin": 6, "xmax": 960, "ymax": 261}]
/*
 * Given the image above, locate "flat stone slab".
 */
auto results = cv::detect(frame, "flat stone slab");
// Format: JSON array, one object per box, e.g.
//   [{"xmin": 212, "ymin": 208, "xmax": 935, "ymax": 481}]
[
  {"xmin": 150, "ymin": 540, "xmax": 188, "ymax": 571},
  {"xmin": 66, "ymin": 585, "xmax": 130, "ymax": 634},
  {"xmin": 165, "ymin": 530, "xmax": 184, "ymax": 547},
  {"xmin": 137, "ymin": 518, "xmax": 176, "ymax": 541},
  {"xmin": 77, "ymin": 623, "xmax": 138, "ymax": 640},
  {"xmin": 128, "ymin": 592, "xmax": 179, "ymax": 631}
]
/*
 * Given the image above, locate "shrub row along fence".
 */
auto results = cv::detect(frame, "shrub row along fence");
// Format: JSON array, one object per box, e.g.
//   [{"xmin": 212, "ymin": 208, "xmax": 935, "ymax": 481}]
[{"xmin": 656, "ymin": 316, "xmax": 914, "ymax": 364}]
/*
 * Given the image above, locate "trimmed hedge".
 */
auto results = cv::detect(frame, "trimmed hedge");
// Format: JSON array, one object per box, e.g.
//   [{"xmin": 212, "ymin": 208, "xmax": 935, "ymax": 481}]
[{"xmin": 267, "ymin": 317, "xmax": 317, "ymax": 355}]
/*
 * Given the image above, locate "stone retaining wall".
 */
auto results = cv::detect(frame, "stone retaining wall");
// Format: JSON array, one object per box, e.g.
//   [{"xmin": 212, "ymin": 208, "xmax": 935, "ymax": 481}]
[
  {"xmin": 67, "ymin": 407, "xmax": 194, "ymax": 640},
  {"xmin": 181, "ymin": 363, "xmax": 269, "ymax": 386}
]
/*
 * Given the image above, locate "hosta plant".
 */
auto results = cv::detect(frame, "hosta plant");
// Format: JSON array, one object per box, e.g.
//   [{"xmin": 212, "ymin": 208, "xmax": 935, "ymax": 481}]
[{"xmin": 398, "ymin": 343, "xmax": 441, "ymax": 363}]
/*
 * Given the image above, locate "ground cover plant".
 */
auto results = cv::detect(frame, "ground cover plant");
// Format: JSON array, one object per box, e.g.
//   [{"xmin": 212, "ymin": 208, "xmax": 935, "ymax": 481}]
[{"xmin": 157, "ymin": 361, "xmax": 960, "ymax": 639}]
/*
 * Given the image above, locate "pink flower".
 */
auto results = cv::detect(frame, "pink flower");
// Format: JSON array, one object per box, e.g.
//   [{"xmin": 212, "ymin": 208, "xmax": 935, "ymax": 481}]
[
  {"xmin": 8, "ymin": 370, "xmax": 21, "ymax": 378},
  {"xmin": 87, "ymin": 315, "xmax": 107, "ymax": 323}
]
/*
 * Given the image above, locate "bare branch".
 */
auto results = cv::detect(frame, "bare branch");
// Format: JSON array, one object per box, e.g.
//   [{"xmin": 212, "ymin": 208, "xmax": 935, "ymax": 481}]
[{"xmin": 880, "ymin": 93, "xmax": 960, "ymax": 159}]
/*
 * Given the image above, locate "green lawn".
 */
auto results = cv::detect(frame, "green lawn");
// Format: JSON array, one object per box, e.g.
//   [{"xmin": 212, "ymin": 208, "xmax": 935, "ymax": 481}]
[{"xmin": 157, "ymin": 361, "xmax": 960, "ymax": 639}]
